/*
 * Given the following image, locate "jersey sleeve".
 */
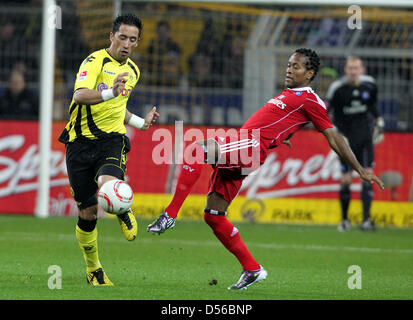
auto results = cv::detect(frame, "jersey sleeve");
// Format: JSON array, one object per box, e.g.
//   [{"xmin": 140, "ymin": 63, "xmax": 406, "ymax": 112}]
[
  {"xmin": 73, "ymin": 54, "xmax": 101, "ymax": 91},
  {"xmin": 304, "ymin": 97, "xmax": 334, "ymax": 132}
]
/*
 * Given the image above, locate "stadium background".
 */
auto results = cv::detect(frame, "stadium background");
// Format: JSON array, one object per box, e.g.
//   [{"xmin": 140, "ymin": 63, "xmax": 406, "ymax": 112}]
[{"xmin": 0, "ymin": 0, "xmax": 412, "ymax": 227}]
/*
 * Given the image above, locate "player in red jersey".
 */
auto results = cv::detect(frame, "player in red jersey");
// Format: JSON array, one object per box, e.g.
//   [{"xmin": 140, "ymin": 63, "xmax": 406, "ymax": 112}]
[{"xmin": 147, "ymin": 48, "xmax": 384, "ymax": 290}]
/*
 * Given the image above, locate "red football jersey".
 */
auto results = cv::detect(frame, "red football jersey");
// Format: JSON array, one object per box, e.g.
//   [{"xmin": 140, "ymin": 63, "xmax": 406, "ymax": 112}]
[{"xmin": 241, "ymin": 87, "xmax": 333, "ymax": 161}]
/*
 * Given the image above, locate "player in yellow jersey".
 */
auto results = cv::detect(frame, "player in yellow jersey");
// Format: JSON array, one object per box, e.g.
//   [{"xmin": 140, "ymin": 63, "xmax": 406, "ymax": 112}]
[{"xmin": 59, "ymin": 13, "xmax": 159, "ymax": 286}]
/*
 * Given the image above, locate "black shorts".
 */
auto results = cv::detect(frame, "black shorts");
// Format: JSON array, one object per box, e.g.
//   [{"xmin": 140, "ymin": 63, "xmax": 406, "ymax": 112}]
[
  {"xmin": 65, "ymin": 134, "xmax": 131, "ymax": 209},
  {"xmin": 341, "ymin": 136, "xmax": 374, "ymax": 173}
]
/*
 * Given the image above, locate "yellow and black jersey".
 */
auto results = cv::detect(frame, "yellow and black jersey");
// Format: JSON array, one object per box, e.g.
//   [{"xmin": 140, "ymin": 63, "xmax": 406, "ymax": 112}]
[{"xmin": 59, "ymin": 49, "xmax": 140, "ymax": 143}]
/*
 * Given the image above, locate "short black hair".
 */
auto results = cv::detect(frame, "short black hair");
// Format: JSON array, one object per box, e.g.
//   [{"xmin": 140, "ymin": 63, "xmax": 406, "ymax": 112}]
[
  {"xmin": 112, "ymin": 13, "xmax": 143, "ymax": 38},
  {"xmin": 295, "ymin": 48, "xmax": 320, "ymax": 81}
]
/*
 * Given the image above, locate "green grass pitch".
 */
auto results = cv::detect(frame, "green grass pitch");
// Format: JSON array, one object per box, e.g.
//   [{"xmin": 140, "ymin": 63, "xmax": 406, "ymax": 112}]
[{"xmin": 0, "ymin": 214, "xmax": 412, "ymax": 300}]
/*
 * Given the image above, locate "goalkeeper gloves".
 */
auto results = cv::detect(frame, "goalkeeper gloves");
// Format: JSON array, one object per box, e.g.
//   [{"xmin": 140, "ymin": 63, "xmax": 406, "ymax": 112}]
[{"xmin": 373, "ymin": 117, "xmax": 385, "ymax": 145}]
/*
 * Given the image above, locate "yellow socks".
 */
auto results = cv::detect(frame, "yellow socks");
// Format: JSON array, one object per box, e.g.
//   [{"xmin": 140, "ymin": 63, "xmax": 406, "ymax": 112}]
[{"xmin": 75, "ymin": 225, "xmax": 102, "ymax": 273}]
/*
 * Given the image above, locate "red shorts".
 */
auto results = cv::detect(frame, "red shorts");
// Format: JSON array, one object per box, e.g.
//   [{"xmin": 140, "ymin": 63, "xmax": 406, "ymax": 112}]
[{"xmin": 208, "ymin": 134, "xmax": 261, "ymax": 203}]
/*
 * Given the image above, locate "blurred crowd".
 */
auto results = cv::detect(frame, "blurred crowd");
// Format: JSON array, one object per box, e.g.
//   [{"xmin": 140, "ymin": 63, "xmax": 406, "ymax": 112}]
[{"xmin": 0, "ymin": 2, "xmax": 411, "ymax": 128}]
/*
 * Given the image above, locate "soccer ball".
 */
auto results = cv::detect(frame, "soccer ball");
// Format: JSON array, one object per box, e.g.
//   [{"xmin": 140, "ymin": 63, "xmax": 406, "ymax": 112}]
[{"xmin": 98, "ymin": 179, "xmax": 134, "ymax": 215}]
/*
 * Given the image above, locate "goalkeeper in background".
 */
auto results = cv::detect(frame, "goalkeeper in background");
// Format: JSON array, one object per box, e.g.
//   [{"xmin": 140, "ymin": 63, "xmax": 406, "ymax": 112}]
[
  {"xmin": 58, "ymin": 13, "xmax": 159, "ymax": 286},
  {"xmin": 326, "ymin": 56, "xmax": 384, "ymax": 232}
]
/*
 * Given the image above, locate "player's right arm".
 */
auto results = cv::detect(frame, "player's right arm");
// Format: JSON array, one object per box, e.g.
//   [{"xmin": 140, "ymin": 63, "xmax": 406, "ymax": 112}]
[
  {"xmin": 322, "ymin": 128, "xmax": 384, "ymax": 189},
  {"xmin": 74, "ymin": 72, "xmax": 129, "ymax": 105}
]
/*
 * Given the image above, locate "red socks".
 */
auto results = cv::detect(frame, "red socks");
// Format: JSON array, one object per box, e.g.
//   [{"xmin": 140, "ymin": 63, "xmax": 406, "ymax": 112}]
[
  {"xmin": 165, "ymin": 143, "xmax": 260, "ymax": 272},
  {"xmin": 165, "ymin": 144, "xmax": 204, "ymax": 219},
  {"xmin": 204, "ymin": 213, "xmax": 260, "ymax": 271}
]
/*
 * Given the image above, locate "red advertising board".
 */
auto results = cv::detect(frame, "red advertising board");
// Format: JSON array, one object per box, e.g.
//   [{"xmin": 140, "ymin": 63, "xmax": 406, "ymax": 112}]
[
  {"xmin": 0, "ymin": 121, "xmax": 70, "ymax": 215},
  {"xmin": 239, "ymin": 129, "xmax": 413, "ymax": 202},
  {"xmin": 0, "ymin": 121, "xmax": 411, "ymax": 215}
]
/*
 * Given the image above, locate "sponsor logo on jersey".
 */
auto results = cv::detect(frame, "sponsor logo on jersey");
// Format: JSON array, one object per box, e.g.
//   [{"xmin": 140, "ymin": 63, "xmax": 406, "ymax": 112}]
[
  {"xmin": 78, "ymin": 70, "xmax": 88, "ymax": 81},
  {"xmin": 104, "ymin": 70, "xmax": 116, "ymax": 75},
  {"xmin": 343, "ymin": 101, "xmax": 368, "ymax": 114},
  {"xmin": 293, "ymin": 91, "xmax": 303, "ymax": 96},
  {"xmin": 183, "ymin": 164, "xmax": 195, "ymax": 172},
  {"xmin": 268, "ymin": 98, "xmax": 287, "ymax": 110}
]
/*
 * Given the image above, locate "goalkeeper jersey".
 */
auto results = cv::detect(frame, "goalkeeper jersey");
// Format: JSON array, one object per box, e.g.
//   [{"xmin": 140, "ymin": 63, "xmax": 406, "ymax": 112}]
[
  {"xmin": 325, "ymin": 75, "xmax": 379, "ymax": 142},
  {"xmin": 59, "ymin": 49, "xmax": 140, "ymax": 143}
]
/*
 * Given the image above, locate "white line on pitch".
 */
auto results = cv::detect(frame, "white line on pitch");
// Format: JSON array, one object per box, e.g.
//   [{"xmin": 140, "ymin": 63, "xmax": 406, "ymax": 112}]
[{"xmin": 1, "ymin": 231, "xmax": 412, "ymax": 255}]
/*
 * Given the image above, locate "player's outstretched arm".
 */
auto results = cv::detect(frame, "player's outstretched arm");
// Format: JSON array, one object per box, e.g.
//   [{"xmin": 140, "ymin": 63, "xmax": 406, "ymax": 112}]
[{"xmin": 322, "ymin": 128, "xmax": 384, "ymax": 189}]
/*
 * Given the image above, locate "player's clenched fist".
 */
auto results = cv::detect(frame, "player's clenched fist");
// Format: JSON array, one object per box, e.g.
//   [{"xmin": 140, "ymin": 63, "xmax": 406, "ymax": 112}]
[{"xmin": 113, "ymin": 72, "xmax": 129, "ymax": 96}]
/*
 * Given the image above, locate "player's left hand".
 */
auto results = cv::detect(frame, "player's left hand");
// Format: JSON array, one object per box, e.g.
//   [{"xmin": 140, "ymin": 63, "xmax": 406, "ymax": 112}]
[{"xmin": 141, "ymin": 106, "xmax": 160, "ymax": 130}]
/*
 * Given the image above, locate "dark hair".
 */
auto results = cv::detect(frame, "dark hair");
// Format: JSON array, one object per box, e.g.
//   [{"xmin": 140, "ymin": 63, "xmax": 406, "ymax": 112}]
[
  {"xmin": 112, "ymin": 13, "xmax": 143, "ymax": 38},
  {"xmin": 295, "ymin": 48, "xmax": 320, "ymax": 81}
]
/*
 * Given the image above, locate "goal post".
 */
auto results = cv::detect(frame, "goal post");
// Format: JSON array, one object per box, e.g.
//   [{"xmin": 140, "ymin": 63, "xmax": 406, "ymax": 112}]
[{"xmin": 36, "ymin": 0, "xmax": 56, "ymax": 218}]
